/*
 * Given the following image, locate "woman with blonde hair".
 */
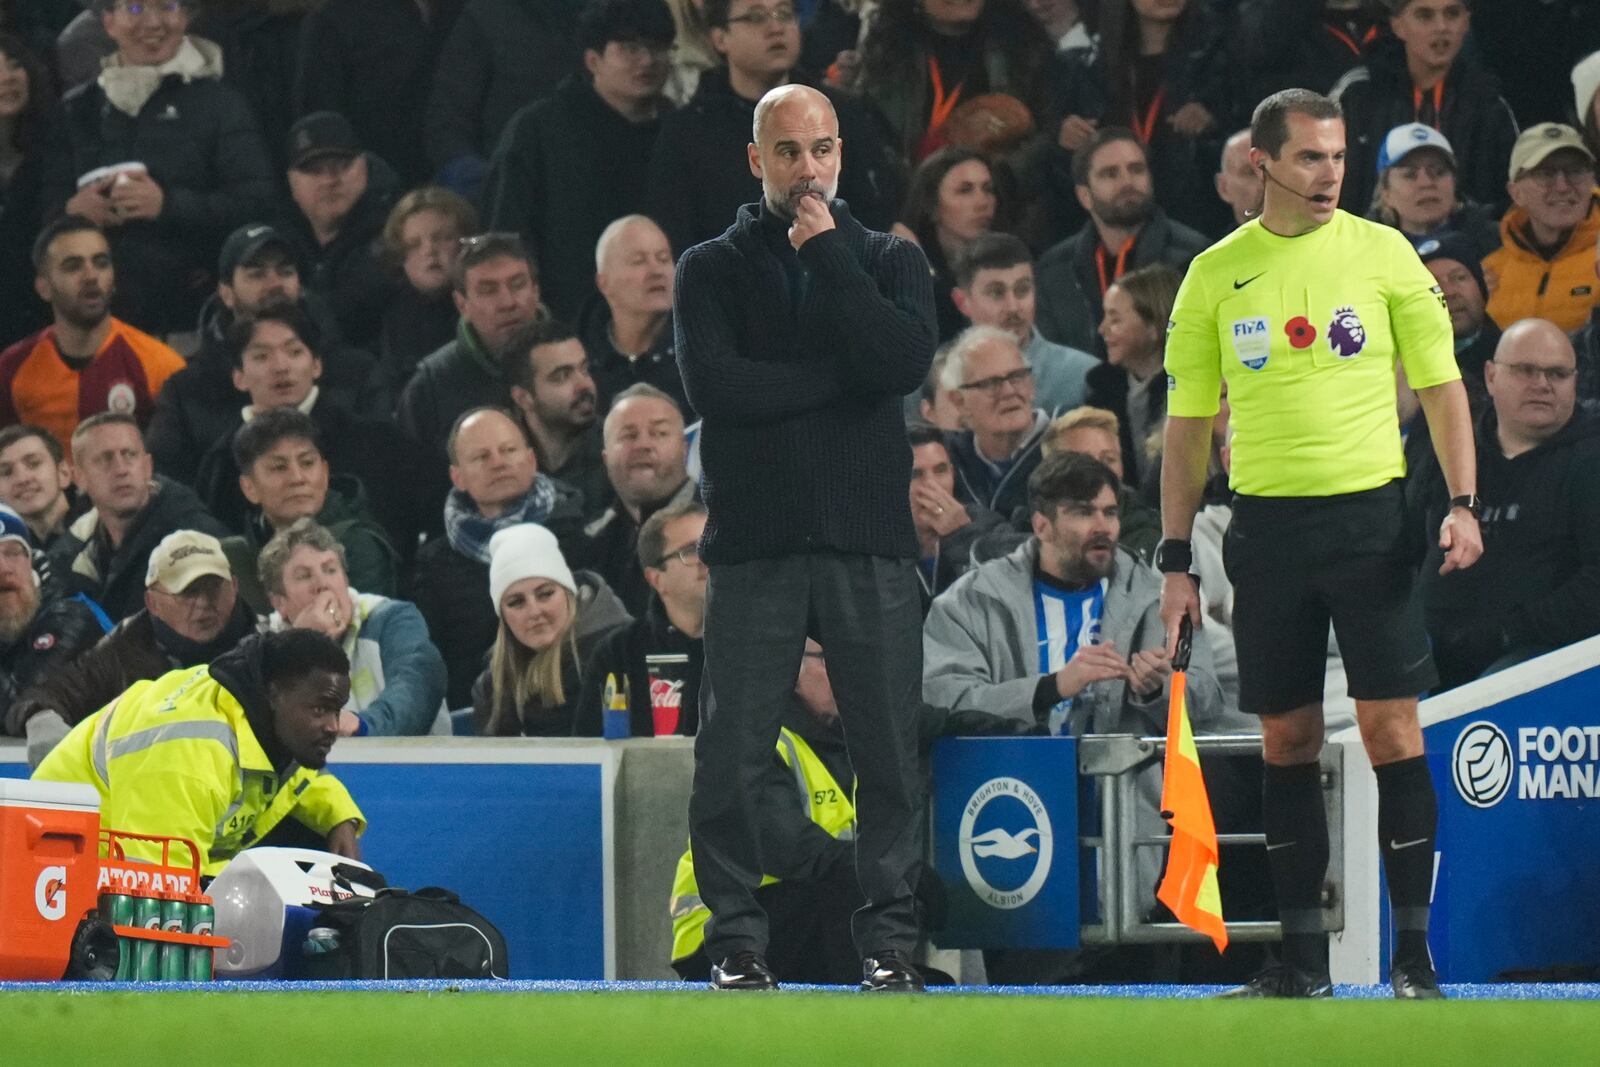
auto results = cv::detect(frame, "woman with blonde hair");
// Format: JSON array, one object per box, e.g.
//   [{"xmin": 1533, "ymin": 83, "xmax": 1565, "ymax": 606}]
[
  {"xmin": 663, "ymin": 0, "xmax": 720, "ymax": 103},
  {"xmin": 472, "ymin": 523, "xmax": 630, "ymax": 736}
]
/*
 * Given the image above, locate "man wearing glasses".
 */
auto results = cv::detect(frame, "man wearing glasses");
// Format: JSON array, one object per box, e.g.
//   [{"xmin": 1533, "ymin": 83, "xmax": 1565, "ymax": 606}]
[
  {"xmin": 575, "ymin": 500, "xmax": 706, "ymax": 737},
  {"xmin": 1483, "ymin": 124, "xmax": 1600, "ymax": 333},
  {"xmin": 1416, "ymin": 318, "xmax": 1600, "ymax": 690},
  {"xmin": 942, "ymin": 325, "xmax": 1050, "ymax": 519},
  {"xmin": 484, "ymin": 0, "xmax": 675, "ymax": 319},
  {"xmin": 645, "ymin": 0, "xmax": 901, "ymax": 255}
]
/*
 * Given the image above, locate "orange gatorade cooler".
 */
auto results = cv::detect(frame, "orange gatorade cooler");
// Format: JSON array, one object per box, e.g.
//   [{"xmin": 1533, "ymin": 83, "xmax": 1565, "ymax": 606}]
[{"xmin": 0, "ymin": 779, "xmax": 102, "ymax": 980}]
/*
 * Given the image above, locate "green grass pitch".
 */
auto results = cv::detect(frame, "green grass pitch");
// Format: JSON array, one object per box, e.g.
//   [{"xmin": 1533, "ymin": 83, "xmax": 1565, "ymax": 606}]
[{"xmin": 4, "ymin": 990, "xmax": 1598, "ymax": 1066}]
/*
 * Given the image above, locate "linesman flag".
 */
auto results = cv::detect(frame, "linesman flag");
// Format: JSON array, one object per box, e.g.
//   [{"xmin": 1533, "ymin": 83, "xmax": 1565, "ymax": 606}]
[{"xmin": 1156, "ymin": 617, "xmax": 1228, "ymax": 952}]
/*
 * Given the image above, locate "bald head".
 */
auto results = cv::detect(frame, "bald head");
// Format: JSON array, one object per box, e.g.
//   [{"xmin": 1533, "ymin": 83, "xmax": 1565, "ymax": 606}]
[
  {"xmin": 1498, "ymin": 318, "xmax": 1576, "ymax": 363},
  {"xmin": 1487, "ymin": 318, "xmax": 1578, "ymax": 452},
  {"xmin": 1216, "ymin": 128, "xmax": 1263, "ymax": 225},
  {"xmin": 752, "ymin": 84, "xmax": 835, "ymax": 146},
  {"xmin": 595, "ymin": 214, "xmax": 667, "ymax": 272},
  {"xmin": 748, "ymin": 85, "xmax": 843, "ymax": 218}
]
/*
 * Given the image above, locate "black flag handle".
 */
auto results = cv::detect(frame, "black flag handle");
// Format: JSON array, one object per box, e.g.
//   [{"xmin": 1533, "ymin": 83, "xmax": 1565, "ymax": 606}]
[{"xmin": 1172, "ymin": 615, "xmax": 1194, "ymax": 674}]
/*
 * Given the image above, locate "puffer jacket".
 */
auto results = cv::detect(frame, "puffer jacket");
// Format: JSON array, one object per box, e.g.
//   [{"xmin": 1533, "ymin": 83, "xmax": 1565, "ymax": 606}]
[
  {"xmin": 0, "ymin": 590, "xmax": 110, "ymax": 736},
  {"xmin": 1483, "ymin": 194, "xmax": 1600, "ymax": 333},
  {"xmin": 40, "ymin": 37, "xmax": 276, "ymax": 334}
]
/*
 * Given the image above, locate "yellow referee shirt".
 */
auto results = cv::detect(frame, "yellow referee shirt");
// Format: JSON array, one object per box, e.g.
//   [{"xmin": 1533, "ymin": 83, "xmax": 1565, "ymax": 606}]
[{"xmin": 1166, "ymin": 210, "xmax": 1458, "ymax": 497}]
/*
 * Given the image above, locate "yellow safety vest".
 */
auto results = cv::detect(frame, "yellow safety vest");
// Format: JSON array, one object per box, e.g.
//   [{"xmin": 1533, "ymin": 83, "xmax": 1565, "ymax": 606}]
[
  {"xmin": 33, "ymin": 664, "xmax": 365, "ymax": 876},
  {"xmin": 669, "ymin": 728, "xmax": 855, "ymax": 963}
]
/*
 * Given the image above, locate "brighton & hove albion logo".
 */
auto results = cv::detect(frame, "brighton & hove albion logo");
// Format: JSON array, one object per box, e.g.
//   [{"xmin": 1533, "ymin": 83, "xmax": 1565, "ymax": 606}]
[
  {"xmin": 958, "ymin": 777, "xmax": 1053, "ymax": 909},
  {"xmin": 1452, "ymin": 721, "xmax": 1513, "ymax": 808}
]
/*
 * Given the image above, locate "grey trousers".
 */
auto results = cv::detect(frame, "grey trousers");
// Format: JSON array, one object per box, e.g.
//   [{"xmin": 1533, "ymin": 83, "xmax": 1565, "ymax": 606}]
[{"xmin": 689, "ymin": 551, "xmax": 925, "ymax": 962}]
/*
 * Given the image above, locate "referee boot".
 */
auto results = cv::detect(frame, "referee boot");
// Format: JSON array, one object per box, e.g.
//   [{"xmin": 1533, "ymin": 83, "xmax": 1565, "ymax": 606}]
[
  {"xmin": 1390, "ymin": 958, "xmax": 1445, "ymax": 1000},
  {"xmin": 710, "ymin": 951, "xmax": 778, "ymax": 991},
  {"xmin": 861, "ymin": 951, "xmax": 925, "ymax": 993},
  {"xmin": 1217, "ymin": 963, "xmax": 1333, "ymax": 999}
]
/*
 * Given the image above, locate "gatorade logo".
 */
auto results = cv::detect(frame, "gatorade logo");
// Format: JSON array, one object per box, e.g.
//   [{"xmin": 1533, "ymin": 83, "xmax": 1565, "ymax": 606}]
[{"xmin": 35, "ymin": 866, "xmax": 67, "ymax": 921}]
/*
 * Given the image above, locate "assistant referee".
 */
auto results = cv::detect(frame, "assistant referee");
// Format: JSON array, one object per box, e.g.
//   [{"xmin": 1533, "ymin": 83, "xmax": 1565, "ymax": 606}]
[{"xmin": 1157, "ymin": 89, "xmax": 1482, "ymax": 1000}]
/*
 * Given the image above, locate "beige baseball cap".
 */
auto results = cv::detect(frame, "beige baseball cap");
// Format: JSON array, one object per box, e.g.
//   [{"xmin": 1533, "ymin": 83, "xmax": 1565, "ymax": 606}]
[
  {"xmin": 145, "ymin": 530, "xmax": 232, "ymax": 592},
  {"xmin": 1508, "ymin": 123, "xmax": 1595, "ymax": 181}
]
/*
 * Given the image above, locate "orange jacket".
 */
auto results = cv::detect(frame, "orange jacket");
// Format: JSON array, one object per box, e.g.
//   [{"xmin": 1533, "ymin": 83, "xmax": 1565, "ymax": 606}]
[
  {"xmin": 0, "ymin": 318, "xmax": 184, "ymax": 447},
  {"xmin": 1483, "ymin": 195, "xmax": 1600, "ymax": 333}
]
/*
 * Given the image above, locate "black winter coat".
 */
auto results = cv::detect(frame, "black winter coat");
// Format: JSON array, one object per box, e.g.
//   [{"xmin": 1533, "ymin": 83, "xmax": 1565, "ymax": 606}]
[
  {"xmin": 1231, "ymin": 0, "xmax": 1385, "ymax": 112},
  {"xmin": 0, "ymin": 154, "xmax": 48, "ymax": 349},
  {"xmin": 192, "ymin": 1, "xmax": 314, "ymax": 173},
  {"xmin": 1332, "ymin": 36, "xmax": 1518, "ymax": 217},
  {"xmin": 576, "ymin": 297, "xmax": 693, "ymax": 420},
  {"xmin": 644, "ymin": 66, "xmax": 903, "ymax": 257},
  {"xmin": 424, "ymin": 0, "xmax": 582, "ymax": 173},
  {"xmin": 483, "ymin": 76, "xmax": 665, "ymax": 319},
  {"xmin": 191, "ymin": 393, "xmax": 428, "ymax": 557},
  {"xmin": 295, "ymin": 0, "xmax": 465, "ymax": 185},
  {"xmin": 41, "ymin": 60, "xmax": 276, "ymax": 335},
  {"xmin": 1083, "ymin": 360, "xmax": 1166, "ymax": 490},
  {"xmin": 397, "ymin": 318, "xmax": 509, "ymax": 520},
  {"xmin": 0, "ymin": 589, "xmax": 108, "ymax": 737},
  {"xmin": 1034, "ymin": 209, "xmax": 1209, "ymax": 355},
  {"xmin": 1417, "ymin": 410, "xmax": 1600, "ymax": 689},
  {"xmin": 374, "ymin": 288, "xmax": 459, "ymax": 415},
  {"xmin": 50, "ymin": 477, "xmax": 230, "ymax": 623},
  {"xmin": 145, "ymin": 293, "xmax": 378, "ymax": 487},
  {"xmin": 275, "ymin": 152, "xmax": 401, "ymax": 352}
]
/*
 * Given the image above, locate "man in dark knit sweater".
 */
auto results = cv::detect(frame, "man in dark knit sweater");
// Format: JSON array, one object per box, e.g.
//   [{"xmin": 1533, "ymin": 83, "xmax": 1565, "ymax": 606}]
[{"xmin": 676, "ymin": 84, "xmax": 936, "ymax": 993}]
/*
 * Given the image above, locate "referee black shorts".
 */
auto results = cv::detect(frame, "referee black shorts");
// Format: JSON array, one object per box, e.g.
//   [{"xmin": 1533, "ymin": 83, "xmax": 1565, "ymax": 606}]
[{"xmin": 1224, "ymin": 480, "xmax": 1436, "ymax": 716}]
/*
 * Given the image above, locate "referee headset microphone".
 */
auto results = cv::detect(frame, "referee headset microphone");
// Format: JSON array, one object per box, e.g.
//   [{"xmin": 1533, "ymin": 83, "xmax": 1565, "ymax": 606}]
[{"xmin": 1256, "ymin": 160, "xmax": 1332, "ymax": 206}]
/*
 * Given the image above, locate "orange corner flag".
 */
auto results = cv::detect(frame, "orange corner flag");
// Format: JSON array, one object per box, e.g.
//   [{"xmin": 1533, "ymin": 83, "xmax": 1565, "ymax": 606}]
[{"xmin": 1156, "ymin": 621, "xmax": 1228, "ymax": 953}]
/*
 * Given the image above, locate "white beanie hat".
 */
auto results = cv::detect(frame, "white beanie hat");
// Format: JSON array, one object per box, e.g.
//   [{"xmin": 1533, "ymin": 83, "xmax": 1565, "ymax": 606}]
[
  {"xmin": 488, "ymin": 523, "xmax": 576, "ymax": 611},
  {"xmin": 1575, "ymin": 51, "xmax": 1600, "ymax": 130}
]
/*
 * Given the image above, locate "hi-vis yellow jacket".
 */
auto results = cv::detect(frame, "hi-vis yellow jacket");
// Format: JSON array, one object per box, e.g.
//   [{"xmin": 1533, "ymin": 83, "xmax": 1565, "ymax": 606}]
[
  {"xmin": 669, "ymin": 728, "xmax": 855, "ymax": 963},
  {"xmin": 33, "ymin": 662, "xmax": 364, "ymax": 876}
]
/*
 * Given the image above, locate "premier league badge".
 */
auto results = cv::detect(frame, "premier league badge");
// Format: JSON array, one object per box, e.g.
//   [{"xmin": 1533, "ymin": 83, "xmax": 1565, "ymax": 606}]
[{"xmin": 1327, "ymin": 305, "xmax": 1366, "ymax": 358}]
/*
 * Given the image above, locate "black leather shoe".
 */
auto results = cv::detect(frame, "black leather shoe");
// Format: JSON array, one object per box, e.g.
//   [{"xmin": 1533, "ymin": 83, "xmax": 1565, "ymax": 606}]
[
  {"xmin": 861, "ymin": 951, "xmax": 925, "ymax": 992},
  {"xmin": 1391, "ymin": 958, "xmax": 1445, "ymax": 1000},
  {"xmin": 1218, "ymin": 964, "xmax": 1333, "ymax": 999},
  {"xmin": 709, "ymin": 951, "xmax": 778, "ymax": 991}
]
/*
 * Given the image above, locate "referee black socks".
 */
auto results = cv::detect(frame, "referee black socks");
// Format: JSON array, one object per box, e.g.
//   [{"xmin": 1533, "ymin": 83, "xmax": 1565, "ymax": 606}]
[
  {"xmin": 1375, "ymin": 755, "xmax": 1438, "ymax": 967},
  {"xmin": 1262, "ymin": 760, "xmax": 1329, "ymax": 975}
]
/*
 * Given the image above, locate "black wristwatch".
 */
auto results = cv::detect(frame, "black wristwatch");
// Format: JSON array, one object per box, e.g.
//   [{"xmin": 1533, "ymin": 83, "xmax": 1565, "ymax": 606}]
[
  {"xmin": 1449, "ymin": 494, "xmax": 1482, "ymax": 519},
  {"xmin": 1154, "ymin": 538, "xmax": 1193, "ymax": 574}
]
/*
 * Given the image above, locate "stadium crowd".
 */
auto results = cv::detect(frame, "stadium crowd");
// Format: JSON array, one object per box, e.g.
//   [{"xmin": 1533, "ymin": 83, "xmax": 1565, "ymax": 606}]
[{"xmin": 2, "ymin": 0, "xmax": 1600, "ymax": 984}]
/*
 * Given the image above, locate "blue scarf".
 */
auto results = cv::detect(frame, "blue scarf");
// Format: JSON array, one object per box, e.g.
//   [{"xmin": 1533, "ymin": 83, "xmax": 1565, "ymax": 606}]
[{"xmin": 443, "ymin": 476, "xmax": 561, "ymax": 564}]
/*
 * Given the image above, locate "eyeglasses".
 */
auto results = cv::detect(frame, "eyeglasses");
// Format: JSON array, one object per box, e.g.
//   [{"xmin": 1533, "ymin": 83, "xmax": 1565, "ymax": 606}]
[
  {"xmin": 0, "ymin": 542, "xmax": 29, "ymax": 563},
  {"xmin": 658, "ymin": 542, "xmax": 702, "ymax": 568},
  {"xmin": 1520, "ymin": 163, "xmax": 1595, "ymax": 189},
  {"xmin": 1494, "ymin": 361, "xmax": 1577, "ymax": 384},
  {"xmin": 958, "ymin": 367, "xmax": 1033, "ymax": 394},
  {"xmin": 725, "ymin": 7, "xmax": 799, "ymax": 27},
  {"xmin": 113, "ymin": 1, "xmax": 187, "ymax": 17}
]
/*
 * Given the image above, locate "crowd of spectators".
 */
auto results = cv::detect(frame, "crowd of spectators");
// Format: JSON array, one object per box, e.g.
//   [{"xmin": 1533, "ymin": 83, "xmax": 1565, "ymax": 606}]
[{"xmin": 1, "ymin": 0, "xmax": 1599, "ymax": 984}]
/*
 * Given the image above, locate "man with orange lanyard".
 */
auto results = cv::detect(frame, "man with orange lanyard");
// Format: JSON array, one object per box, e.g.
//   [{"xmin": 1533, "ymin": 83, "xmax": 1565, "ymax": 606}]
[
  {"xmin": 1331, "ymin": 0, "xmax": 1516, "ymax": 214},
  {"xmin": 1035, "ymin": 127, "xmax": 1208, "ymax": 356}
]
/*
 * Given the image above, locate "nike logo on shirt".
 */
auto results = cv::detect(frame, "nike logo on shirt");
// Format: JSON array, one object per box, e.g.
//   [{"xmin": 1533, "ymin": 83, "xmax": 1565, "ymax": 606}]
[
  {"xmin": 1389, "ymin": 837, "xmax": 1431, "ymax": 850},
  {"xmin": 1233, "ymin": 273, "xmax": 1266, "ymax": 290}
]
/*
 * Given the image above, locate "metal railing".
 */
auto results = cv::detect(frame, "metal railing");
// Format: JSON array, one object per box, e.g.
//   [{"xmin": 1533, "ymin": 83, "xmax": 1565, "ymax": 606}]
[{"xmin": 1075, "ymin": 734, "xmax": 1344, "ymax": 946}]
